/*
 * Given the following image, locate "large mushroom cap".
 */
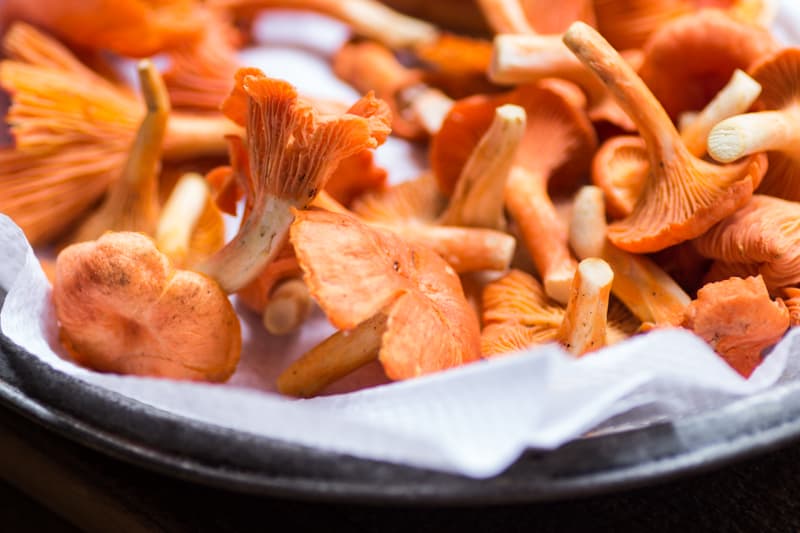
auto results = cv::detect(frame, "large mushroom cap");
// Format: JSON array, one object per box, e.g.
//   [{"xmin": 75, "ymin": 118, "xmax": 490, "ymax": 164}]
[
  {"xmin": 53, "ymin": 232, "xmax": 241, "ymax": 381},
  {"xmin": 291, "ymin": 208, "xmax": 481, "ymax": 380}
]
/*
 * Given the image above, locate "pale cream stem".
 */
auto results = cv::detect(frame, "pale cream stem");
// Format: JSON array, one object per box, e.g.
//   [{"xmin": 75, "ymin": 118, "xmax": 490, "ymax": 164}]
[
  {"xmin": 406, "ymin": 87, "xmax": 454, "ymax": 136},
  {"xmin": 277, "ymin": 313, "xmax": 388, "ymax": 398},
  {"xmin": 438, "ymin": 104, "xmax": 526, "ymax": 230},
  {"xmin": 163, "ymin": 113, "xmax": 244, "ymax": 160},
  {"xmin": 263, "ymin": 278, "xmax": 312, "ymax": 335},
  {"xmin": 708, "ymin": 107, "xmax": 800, "ymax": 163},
  {"xmin": 557, "ymin": 258, "xmax": 614, "ymax": 356},
  {"xmin": 681, "ymin": 69, "xmax": 762, "ymax": 157},
  {"xmin": 155, "ymin": 173, "xmax": 209, "ymax": 265},
  {"xmin": 490, "ymin": 34, "xmax": 587, "ymax": 85}
]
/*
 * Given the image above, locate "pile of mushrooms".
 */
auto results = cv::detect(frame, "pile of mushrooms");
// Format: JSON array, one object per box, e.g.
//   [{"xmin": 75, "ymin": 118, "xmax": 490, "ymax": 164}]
[{"xmin": 2, "ymin": 0, "xmax": 799, "ymax": 394}]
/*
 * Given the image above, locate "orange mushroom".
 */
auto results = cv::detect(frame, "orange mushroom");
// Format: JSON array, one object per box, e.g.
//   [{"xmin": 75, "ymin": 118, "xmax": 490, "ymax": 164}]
[
  {"xmin": 1, "ymin": 0, "xmax": 205, "ymax": 57},
  {"xmin": 782, "ymin": 287, "xmax": 800, "ymax": 326},
  {"xmin": 276, "ymin": 209, "xmax": 482, "ymax": 398},
  {"xmin": 593, "ymin": 0, "xmax": 692, "ymax": 51},
  {"xmin": 569, "ymin": 185, "xmax": 691, "ymax": 326},
  {"xmin": 593, "ymin": 68, "xmax": 762, "ymax": 219},
  {"xmin": 476, "ymin": 0, "xmax": 595, "ymax": 35},
  {"xmin": 53, "ymin": 231, "xmax": 241, "ymax": 381},
  {"xmin": 563, "ymin": 21, "xmax": 767, "ymax": 253},
  {"xmin": 195, "ymin": 67, "xmax": 391, "ymax": 292},
  {"xmin": 708, "ymin": 49, "xmax": 800, "ymax": 201},
  {"xmin": 637, "ymin": 9, "xmax": 777, "ymax": 121},
  {"xmin": 0, "ymin": 23, "xmax": 241, "ymax": 245},
  {"xmin": 692, "ymin": 195, "xmax": 800, "ymax": 294},
  {"xmin": 480, "ymin": 267, "xmax": 639, "ymax": 357},
  {"xmin": 682, "ymin": 275, "xmax": 789, "ymax": 378}
]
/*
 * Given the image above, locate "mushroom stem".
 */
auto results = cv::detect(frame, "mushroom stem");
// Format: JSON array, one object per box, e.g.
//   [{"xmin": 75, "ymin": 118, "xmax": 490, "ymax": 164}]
[
  {"xmin": 155, "ymin": 173, "xmax": 210, "ymax": 265},
  {"xmin": 570, "ymin": 186, "xmax": 690, "ymax": 326},
  {"xmin": 708, "ymin": 107, "xmax": 800, "ymax": 164},
  {"xmin": 397, "ymin": 224, "xmax": 516, "ymax": 273},
  {"xmin": 563, "ymin": 22, "xmax": 677, "ymax": 152},
  {"xmin": 476, "ymin": 0, "xmax": 535, "ymax": 34},
  {"xmin": 69, "ymin": 60, "xmax": 169, "ymax": 243},
  {"xmin": 163, "ymin": 113, "xmax": 244, "ymax": 160},
  {"xmin": 277, "ymin": 313, "xmax": 388, "ymax": 398},
  {"xmin": 505, "ymin": 166, "xmax": 577, "ymax": 304},
  {"xmin": 213, "ymin": 0, "xmax": 438, "ymax": 49},
  {"xmin": 680, "ymin": 69, "xmax": 762, "ymax": 157},
  {"xmin": 262, "ymin": 278, "xmax": 312, "ymax": 335},
  {"xmin": 557, "ymin": 258, "xmax": 614, "ymax": 356},
  {"xmin": 490, "ymin": 34, "xmax": 592, "ymax": 86},
  {"xmin": 407, "ymin": 87, "xmax": 454, "ymax": 136},
  {"xmin": 438, "ymin": 104, "xmax": 526, "ymax": 230}
]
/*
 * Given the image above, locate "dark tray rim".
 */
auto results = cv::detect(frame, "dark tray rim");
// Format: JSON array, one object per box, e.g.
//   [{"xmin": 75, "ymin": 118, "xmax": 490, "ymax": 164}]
[{"xmin": 3, "ymin": 331, "xmax": 800, "ymax": 506}]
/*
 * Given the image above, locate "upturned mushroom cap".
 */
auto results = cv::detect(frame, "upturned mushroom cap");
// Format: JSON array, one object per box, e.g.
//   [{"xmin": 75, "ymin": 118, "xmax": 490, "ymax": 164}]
[
  {"xmin": 594, "ymin": 0, "xmax": 692, "ymax": 51},
  {"xmin": 683, "ymin": 275, "xmax": 789, "ymax": 378},
  {"xmin": 291, "ymin": 209, "xmax": 481, "ymax": 380},
  {"xmin": 564, "ymin": 21, "xmax": 768, "ymax": 253},
  {"xmin": 3, "ymin": 0, "xmax": 205, "ymax": 57},
  {"xmin": 591, "ymin": 135, "xmax": 648, "ymax": 219},
  {"xmin": 53, "ymin": 232, "xmax": 241, "ymax": 381},
  {"xmin": 709, "ymin": 49, "xmax": 800, "ymax": 201},
  {"xmin": 637, "ymin": 9, "xmax": 777, "ymax": 120},
  {"xmin": 692, "ymin": 195, "xmax": 800, "ymax": 293}
]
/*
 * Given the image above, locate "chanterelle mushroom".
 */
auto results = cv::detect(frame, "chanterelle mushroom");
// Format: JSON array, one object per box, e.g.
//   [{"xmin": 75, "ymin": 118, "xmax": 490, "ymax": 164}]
[
  {"xmin": 277, "ymin": 209, "xmax": 482, "ymax": 398},
  {"xmin": 563, "ymin": 21, "xmax": 767, "ymax": 253}
]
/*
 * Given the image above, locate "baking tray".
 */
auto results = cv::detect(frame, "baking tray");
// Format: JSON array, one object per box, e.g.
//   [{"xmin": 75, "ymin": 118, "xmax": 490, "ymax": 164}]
[{"xmin": 3, "ymin": 310, "xmax": 800, "ymax": 506}]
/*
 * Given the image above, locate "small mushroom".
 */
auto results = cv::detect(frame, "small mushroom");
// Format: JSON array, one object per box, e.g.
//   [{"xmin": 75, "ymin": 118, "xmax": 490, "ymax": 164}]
[
  {"xmin": 563, "ymin": 21, "xmax": 768, "ymax": 253},
  {"xmin": 692, "ymin": 195, "xmax": 800, "ymax": 294},
  {"xmin": 570, "ymin": 186, "xmax": 691, "ymax": 326},
  {"xmin": 682, "ymin": 275, "xmax": 789, "ymax": 378},
  {"xmin": 276, "ymin": 209, "xmax": 482, "ymax": 398},
  {"xmin": 708, "ymin": 48, "xmax": 800, "ymax": 201},
  {"xmin": 637, "ymin": 9, "xmax": 777, "ymax": 121}
]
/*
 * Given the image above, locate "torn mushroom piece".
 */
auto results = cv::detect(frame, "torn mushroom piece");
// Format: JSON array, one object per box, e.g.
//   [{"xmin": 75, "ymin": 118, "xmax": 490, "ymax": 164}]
[
  {"xmin": 570, "ymin": 186, "xmax": 691, "ymax": 327},
  {"xmin": 563, "ymin": 21, "xmax": 767, "ymax": 253},
  {"xmin": 782, "ymin": 287, "xmax": 800, "ymax": 327},
  {"xmin": 593, "ymin": 68, "xmax": 762, "ymax": 219},
  {"xmin": 0, "ymin": 23, "xmax": 242, "ymax": 245},
  {"xmin": 683, "ymin": 275, "xmax": 789, "ymax": 378},
  {"xmin": 195, "ymin": 67, "xmax": 391, "ymax": 293},
  {"xmin": 277, "ymin": 209, "xmax": 482, "ymax": 398},
  {"xmin": 709, "ymin": 48, "xmax": 800, "ymax": 201},
  {"xmin": 480, "ymin": 267, "xmax": 638, "ymax": 357},
  {"xmin": 54, "ymin": 232, "xmax": 242, "ymax": 381},
  {"xmin": 637, "ymin": 9, "xmax": 777, "ymax": 121},
  {"xmin": 2, "ymin": 0, "xmax": 205, "ymax": 57},
  {"xmin": 692, "ymin": 195, "xmax": 800, "ymax": 294}
]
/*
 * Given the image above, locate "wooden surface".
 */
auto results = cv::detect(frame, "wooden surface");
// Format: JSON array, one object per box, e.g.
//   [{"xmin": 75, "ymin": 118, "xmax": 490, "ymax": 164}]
[{"xmin": 1, "ymin": 403, "xmax": 800, "ymax": 532}]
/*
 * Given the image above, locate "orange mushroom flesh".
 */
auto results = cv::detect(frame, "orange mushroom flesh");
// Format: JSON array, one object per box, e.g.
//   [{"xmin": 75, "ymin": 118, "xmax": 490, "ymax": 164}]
[
  {"xmin": 53, "ymin": 232, "xmax": 241, "ymax": 381},
  {"xmin": 682, "ymin": 275, "xmax": 789, "ymax": 378},
  {"xmin": 67, "ymin": 60, "xmax": 168, "ymax": 245},
  {"xmin": 155, "ymin": 172, "xmax": 226, "ymax": 268},
  {"xmin": 594, "ymin": 68, "xmax": 762, "ymax": 219},
  {"xmin": 637, "ymin": 10, "xmax": 778, "ymax": 121},
  {"xmin": 476, "ymin": 0, "xmax": 536, "ymax": 34},
  {"xmin": 0, "ymin": 23, "xmax": 241, "ymax": 245},
  {"xmin": 277, "ymin": 209, "xmax": 481, "ymax": 398},
  {"xmin": 162, "ymin": 7, "xmax": 240, "ymax": 111},
  {"xmin": 782, "ymin": 287, "xmax": 800, "ymax": 327},
  {"xmin": 195, "ymin": 68, "xmax": 392, "ymax": 293},
  {"xmin": 593, "ymin": 0, "xmax": 692, "ymax": 51},
  {"xmin": 692, "ymin": 195, "xmax": 800, "ymax": 294},
  {"xmin": 563, "ymin": 21, "xmax": 768, "ymax": 254},
  {"xmin": 570, "ymin": 186, "xmax": 691, "ymax": 326},
  {"xmin": 480, "ymin": 268, "xmax": 638, "ymax": 357},
  {"xmin": 489, "ymin": 34, "xmax": 637, "ymax": 132},
  {"xmin": 2, "ymin": 0, "xmax": 205, "ymax": 57},
  {"xmin": 348, "ymin": 175, "xmax": 516, "ymax": 274},
  {"xmin": 709, "ymin": 49, "xmax": 800, "ymax": 201},
  {"xmin": 209, "ymin": 0, "xmax": 438, "ymax": 50},
  {"xmin": 438, "ymin": 104, "xmax": 526, "ymax": 231}
]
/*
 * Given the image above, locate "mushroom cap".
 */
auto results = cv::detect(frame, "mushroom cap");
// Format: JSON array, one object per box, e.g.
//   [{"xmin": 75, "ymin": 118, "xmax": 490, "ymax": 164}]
[
  {"xmin": 692, "ymin": 195, "xmax": 800, "ymax": 293},
  {"xmin": 53, "ymin": 232, "xmax": 241, "ymax": 381},
  {"xmin": 290, "ymin": 208, "xmax": 481, "ymax": 380},
  {"xmin": 594, "ymin": 0, "xmax": 692, "ymax": 51},
  {"xmin": 430, "ymin": 81, "xmax": 596, "ymax": 196},
  {"xmin": 325, "ymin": 149, "xmax": 388, "ymax": 207},
  {"xmin": 638, "ymin": 9, "xmax": 778, "ymax": 120},
  {"xmin": 591, "ymin": 135, "xmax": 649, "ymax": 219},
  {"xmin": 682, "ymin": 275, "xmax": 789, "ymax": 378},
  {"xmin": 520, "ymin": 0, "xmax": 597, "ymax": 33},
  {"xmin": 4, "ymin": 0, "xmax": 205, "ymax": 57}
]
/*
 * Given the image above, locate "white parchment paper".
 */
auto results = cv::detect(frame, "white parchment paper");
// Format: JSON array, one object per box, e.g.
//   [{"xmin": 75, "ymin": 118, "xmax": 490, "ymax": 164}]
[{"xmin": 2, "ymin": 7, "xmax": 800, "ymax": 479}]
